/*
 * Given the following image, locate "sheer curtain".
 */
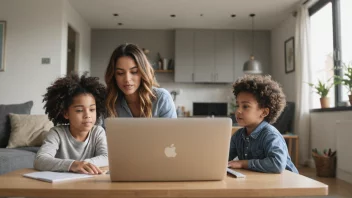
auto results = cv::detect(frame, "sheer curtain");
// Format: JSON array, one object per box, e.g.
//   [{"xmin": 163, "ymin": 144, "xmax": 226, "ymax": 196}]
[{"xmin": 294, "ymin": 3, "xmax": 312, "ymax": 165}]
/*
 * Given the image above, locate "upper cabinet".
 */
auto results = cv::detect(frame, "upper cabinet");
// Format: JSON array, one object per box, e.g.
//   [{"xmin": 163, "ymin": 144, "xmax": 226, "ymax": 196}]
[
  {"xmin": 215, "ymin": 31, "xmax": 234, "ymax": 83},
  {"xmin": 175, "ymin": 29, "xmax": 270, "ymax": 83},
  {"xmin": 175, "ymin": 30, "xmax": 194, "ymax": 83},
  {"xmin": 194, "ymin": 31, "xmax": 215, "ymax": 82}
]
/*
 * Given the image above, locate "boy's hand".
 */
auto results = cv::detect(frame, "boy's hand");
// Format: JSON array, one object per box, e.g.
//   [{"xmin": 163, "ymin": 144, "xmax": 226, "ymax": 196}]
[
  {"xmin": 228, "ymin": 160, "xmax": 248, "ymax": 169},
  {"xmin": 70, "ymin": 161, "xmax": 102, "ymax": 175}
]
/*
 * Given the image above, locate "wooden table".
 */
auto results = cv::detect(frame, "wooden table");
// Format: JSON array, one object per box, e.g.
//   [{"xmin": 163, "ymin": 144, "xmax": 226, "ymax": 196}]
[
  {"xmin": 232, "ymin": 127, "xmax": 299, "ymax": 166},
  {"xmin": 0, "ymin": 168, "xmax": 327, "ymax": 198}
]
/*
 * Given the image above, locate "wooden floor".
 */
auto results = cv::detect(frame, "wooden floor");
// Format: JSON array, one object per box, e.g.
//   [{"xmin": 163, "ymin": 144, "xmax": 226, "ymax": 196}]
[{"xmin": 297, "ymin": 167, "xmax": 352, "ymax": 198}]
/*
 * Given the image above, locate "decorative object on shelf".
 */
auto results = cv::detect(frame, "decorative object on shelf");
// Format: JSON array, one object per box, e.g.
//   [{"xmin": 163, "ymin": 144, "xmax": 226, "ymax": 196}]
[
  {"xmin": 167, "ymin": 59, "xmax": 174, "ymax": 70},
  {"xmin": 163, "ymin": 58, "xmax": 168, "ymax": 70},
  {"xmin": 307, "ymin": 78, "xmax": 335, "ymax": 108},
  {"xmin": 0, "ymin": 21, "xmax": 6, "ymax": 72},
  {"xmin": 335, "ymin": 61, "xmax": 352, "ymax": 105},
  {"xmin": 142, "ymin": 48, "xmax": 150, "ymax": 56},
  {"xmin": 243, "ymin": 14, "xmax": 262, "ymax": 74},
  {"xmin": 157, "ymin": 52, "xmax": 163, "ymax": 70},
  {"xmin": 285, "ymin": 37, "xmax": 295, "ymax": 74}
]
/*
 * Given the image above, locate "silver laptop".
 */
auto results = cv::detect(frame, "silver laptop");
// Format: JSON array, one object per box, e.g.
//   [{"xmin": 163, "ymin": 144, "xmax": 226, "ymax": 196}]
[{"xmin": 105, "ymin": 118, "xmax": 231, "ymax": 182}]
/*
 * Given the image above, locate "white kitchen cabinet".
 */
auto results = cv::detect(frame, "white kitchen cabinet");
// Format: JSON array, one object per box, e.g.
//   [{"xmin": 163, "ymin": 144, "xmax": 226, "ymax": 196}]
[
  {"xmin": 215, "ymin": 31, "xmax": 234, "ymax": 83},
  {"xmin": 175, "ymin": 30, "xmax": 194, "ymax": 82},
  {"xmin": 194, "ymin": 30, "xmax": 215, "ymax": 82},
  {"xmin": 175, "ymin": 29, "xmax": 270, "ymax": 83}
]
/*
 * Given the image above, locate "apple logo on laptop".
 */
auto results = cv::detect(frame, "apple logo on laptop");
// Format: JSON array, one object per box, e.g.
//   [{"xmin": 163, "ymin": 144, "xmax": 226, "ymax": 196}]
[{"xmin": 164, "ymin": 144, "xmax": 177, "ymax": 158}]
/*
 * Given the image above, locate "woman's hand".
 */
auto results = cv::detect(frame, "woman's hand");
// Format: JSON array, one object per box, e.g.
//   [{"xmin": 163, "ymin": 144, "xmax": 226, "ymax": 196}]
[
  {"xmin": 70, "ymin": 161, "xmax": 102, "ymax": 175},
  {"xmin": 228, "ymin": 160, "xmax": 248, "ymax": 169}
]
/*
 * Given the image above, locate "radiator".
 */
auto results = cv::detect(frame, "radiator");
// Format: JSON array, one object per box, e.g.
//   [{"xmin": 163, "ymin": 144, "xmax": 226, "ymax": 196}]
[{"xmin": 336, "ymin": 120, "xmax": 352, "ymax": 174}]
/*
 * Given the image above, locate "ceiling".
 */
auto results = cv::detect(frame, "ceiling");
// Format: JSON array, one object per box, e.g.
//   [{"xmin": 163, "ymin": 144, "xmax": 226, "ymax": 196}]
[{"xmin": 68, "ymin": 0, "xmax": 301, "ymax": 30}]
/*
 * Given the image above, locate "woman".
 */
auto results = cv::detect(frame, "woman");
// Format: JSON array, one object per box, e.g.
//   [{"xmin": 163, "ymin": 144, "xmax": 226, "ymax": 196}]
[{"xmin": 105, "ymin": 43, "xmax": 177, "ymax": 118}]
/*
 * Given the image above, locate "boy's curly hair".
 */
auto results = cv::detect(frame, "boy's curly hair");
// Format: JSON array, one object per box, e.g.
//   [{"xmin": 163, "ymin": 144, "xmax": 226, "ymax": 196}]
[
  {"xmin": 233, "ymin": 75, "xmax": 286, "ymax": 124},
  {"xmin": 43, "ymin": 73, "xmax": 106, "ymax": 126}
]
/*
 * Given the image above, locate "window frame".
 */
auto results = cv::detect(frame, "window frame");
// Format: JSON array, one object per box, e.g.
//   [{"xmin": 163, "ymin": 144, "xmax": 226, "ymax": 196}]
[{"xmin": 309, "ymin": 0, "xmax": 342, "ymax": 107}]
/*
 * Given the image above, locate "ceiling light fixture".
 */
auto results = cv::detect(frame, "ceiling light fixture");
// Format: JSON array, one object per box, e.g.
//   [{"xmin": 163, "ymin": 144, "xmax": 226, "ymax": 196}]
[{"xmin": 243, "ymin": 13, "xmax": 262, "ymax": 74}]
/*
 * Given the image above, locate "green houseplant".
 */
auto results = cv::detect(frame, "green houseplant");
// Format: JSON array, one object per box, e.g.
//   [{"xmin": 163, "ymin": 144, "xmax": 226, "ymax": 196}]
[
  {"xmin": 335, "ymin": 62, "xmax": 352, "ymax": 105},
  {"xmin": 307, "ymin": 79, "xmax": 335, "ymax": 108}
]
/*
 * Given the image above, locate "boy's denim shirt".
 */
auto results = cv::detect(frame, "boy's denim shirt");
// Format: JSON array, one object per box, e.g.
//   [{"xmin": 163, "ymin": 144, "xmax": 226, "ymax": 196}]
[
  {"xmin": 116, "ymin": 87, "xmax": 177, "ymax": 118},
  {"xmin": 229, "ymin": 121, "xmax": 298, "ymax": 173}
]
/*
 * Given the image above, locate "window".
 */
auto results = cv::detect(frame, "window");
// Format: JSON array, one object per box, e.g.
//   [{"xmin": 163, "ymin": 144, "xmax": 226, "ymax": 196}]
[
  {"xmin": 310, "ymin": 2, "xmax": 335, "ymax": 108},
  {"xmin": 340, "ymin": 0, "xmax": 352, "ymax": 102},
  {"xmin": 309, "ymin": 0, "xmax": 347, "ymax": 108}
]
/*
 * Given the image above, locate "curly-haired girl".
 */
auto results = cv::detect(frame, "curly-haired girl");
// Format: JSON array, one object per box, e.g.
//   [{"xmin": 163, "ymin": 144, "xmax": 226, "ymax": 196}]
[
  {"xmin": 34, "ymin": 73, "xmax": 108, "ymax": 175},
  {"xmin": 228, "ymin": 75, "xmax": 298, "ymax": 173},
  {"xmin": 105, "ymin": 43, "xmax": 176, "ymax": 118}
]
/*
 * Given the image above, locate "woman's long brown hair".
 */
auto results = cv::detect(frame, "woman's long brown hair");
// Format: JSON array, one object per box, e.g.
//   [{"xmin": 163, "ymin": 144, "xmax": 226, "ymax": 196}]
[{"xmin": 105, "ymin": 44, "xmax": 159, "ymax": 117}]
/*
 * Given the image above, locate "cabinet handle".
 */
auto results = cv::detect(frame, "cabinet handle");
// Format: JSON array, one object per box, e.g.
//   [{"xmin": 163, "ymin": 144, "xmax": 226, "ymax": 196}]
[{"xmin": 192, "ymin": 73, "xmax": 194, "ymax": 81}]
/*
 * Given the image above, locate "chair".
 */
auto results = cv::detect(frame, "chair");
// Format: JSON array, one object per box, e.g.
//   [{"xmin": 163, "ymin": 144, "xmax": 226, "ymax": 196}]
[{"xmin": 272, "ymin": 102, "xmax": 295, "ymax": 134}]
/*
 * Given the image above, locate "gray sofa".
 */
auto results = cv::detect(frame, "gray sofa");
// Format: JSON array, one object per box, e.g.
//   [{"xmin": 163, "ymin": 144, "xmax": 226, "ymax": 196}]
[{"xmin": 0, "ymin": 101, "xmax": 39, "ymax": 175}]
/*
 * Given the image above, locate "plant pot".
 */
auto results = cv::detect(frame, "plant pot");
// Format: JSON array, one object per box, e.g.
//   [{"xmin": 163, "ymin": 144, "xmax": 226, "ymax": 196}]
[
  {"xmin": 320, "ymin": 97, "xmax": 330, "ymax": 108},
  {"xmin": 349, "ymin": 95, "xmax": 352, "ymax": 106}
]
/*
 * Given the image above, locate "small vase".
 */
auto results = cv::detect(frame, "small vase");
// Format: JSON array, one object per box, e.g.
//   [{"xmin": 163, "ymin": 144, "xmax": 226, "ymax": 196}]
[{"xmin": 320, "ymin": 97, "xmax": 330, "ymax": 108}]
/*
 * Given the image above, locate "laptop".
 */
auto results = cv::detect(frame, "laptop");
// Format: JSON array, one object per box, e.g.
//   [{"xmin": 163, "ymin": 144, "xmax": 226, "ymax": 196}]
[{"xmin": 105, "ymin": 118, "xmax": 232, "ymax": 182}]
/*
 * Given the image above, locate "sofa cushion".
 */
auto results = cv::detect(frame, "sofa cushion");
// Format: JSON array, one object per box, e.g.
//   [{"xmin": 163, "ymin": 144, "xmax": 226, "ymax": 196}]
[
  {"xmin": 0, "ymin": 101, "xmax": 33, "ymax": 148},
  {"xmin": 0, "ymin": 148, "xmax": 36, "ymax": 175},
  {"xmin": 7, "ymin": 114, "xmax": 53, "ymax": 148}
]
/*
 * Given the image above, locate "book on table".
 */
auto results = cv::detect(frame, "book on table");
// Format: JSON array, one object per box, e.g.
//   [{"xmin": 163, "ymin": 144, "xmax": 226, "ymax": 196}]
[{"xmin": 23, "ymin": 171, "xmax": 93, "ymax": 183}]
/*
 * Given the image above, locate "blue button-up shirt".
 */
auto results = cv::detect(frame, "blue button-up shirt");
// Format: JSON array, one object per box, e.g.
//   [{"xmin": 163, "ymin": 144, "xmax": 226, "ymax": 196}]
[
  {"xmin": 116, "ymin": 87, "xmax": 177, "ymax": 118},
  {"xmin": 229, "ymin": 121, "xmax": 298, "ymax": 173}
]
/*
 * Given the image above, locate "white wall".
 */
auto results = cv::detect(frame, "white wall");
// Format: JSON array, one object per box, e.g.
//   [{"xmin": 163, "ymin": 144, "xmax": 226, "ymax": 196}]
[
  {"xmin": 62, "ymin": 0, "xmax": 91, "ymax": 75},
  {"xmin": 270, "ymin": 16, "xmax": 296, "ymax": 102},
  {"xmin": 0, "ymin": 0, "xmax": 91, "ymax": 114},
  {"xmin": 0, "ymin": 0, "xmax": 64, "ymax": 114}
]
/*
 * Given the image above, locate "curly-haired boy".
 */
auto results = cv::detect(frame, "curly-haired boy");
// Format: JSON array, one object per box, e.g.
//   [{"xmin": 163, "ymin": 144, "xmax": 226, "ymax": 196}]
[
  {"xmin": 228, "ymin": 75, "xmax": 298, "ymax": 173},
  {"xmin": 34, "ymin": 73, "xmax": 108, "ymax": 174}
]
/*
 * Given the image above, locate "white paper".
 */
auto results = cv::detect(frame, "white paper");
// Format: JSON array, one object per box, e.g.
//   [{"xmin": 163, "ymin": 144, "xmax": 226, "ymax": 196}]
[{"xmin": 23, "ymin": 171, "xmax": 93, "ymax": 183}]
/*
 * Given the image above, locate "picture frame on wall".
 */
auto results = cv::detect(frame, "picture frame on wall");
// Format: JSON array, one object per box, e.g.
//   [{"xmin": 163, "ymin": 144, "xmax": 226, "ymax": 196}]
[
  {"xmin": 284, "ymin": 37, "xmax": 295, "ymax": 74},
  {"xmin": 0, "ymin": 21, "xmax": 6, "ymax": 72}
]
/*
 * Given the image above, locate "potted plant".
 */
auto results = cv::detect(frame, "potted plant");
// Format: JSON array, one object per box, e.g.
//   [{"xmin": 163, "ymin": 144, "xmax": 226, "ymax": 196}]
[
  {"xmin": 307, "ymin": 79, "xmax": 334, "ymax": 108},
  {"xmin": 335, "ymin": 62, "xmax": 352, "ymax": 105}
]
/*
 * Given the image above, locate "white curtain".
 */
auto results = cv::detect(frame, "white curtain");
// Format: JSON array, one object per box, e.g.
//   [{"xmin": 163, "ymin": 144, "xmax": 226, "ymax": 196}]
[{"xmin": 294, "ymin": 4, "xmax": 312, "ymax": 166}]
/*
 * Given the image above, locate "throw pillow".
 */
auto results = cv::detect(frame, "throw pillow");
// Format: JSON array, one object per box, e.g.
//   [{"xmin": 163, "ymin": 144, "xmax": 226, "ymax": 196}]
[
  {"xmin": 0, "ymin": 101, "xmax": 33, "ymax": 148},
  {"xmin": 6, "ymin": 114, "xmax": 54, "ymax": 148}
]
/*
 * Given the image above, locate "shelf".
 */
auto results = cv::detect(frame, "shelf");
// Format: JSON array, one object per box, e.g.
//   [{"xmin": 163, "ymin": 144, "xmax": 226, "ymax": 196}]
[{"xmin": 155, "ymin": 70, "xmax": 174, "ymax": 73}]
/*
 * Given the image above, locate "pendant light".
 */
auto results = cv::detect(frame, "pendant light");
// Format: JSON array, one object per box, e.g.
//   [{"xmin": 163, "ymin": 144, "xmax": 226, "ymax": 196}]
[{"xmin": 243, "ymin": 14, "xmax": 262, "ymax": 74}]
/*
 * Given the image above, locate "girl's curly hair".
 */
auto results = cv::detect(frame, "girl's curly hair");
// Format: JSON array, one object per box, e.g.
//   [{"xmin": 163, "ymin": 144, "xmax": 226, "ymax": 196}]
[
  {"xmin": 233, "ymin": 75, "xmax": 286, "ymax": 124},
  {"xmin": 43, "ymin": 73, "xmax": 106, "ymax": 126}
]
